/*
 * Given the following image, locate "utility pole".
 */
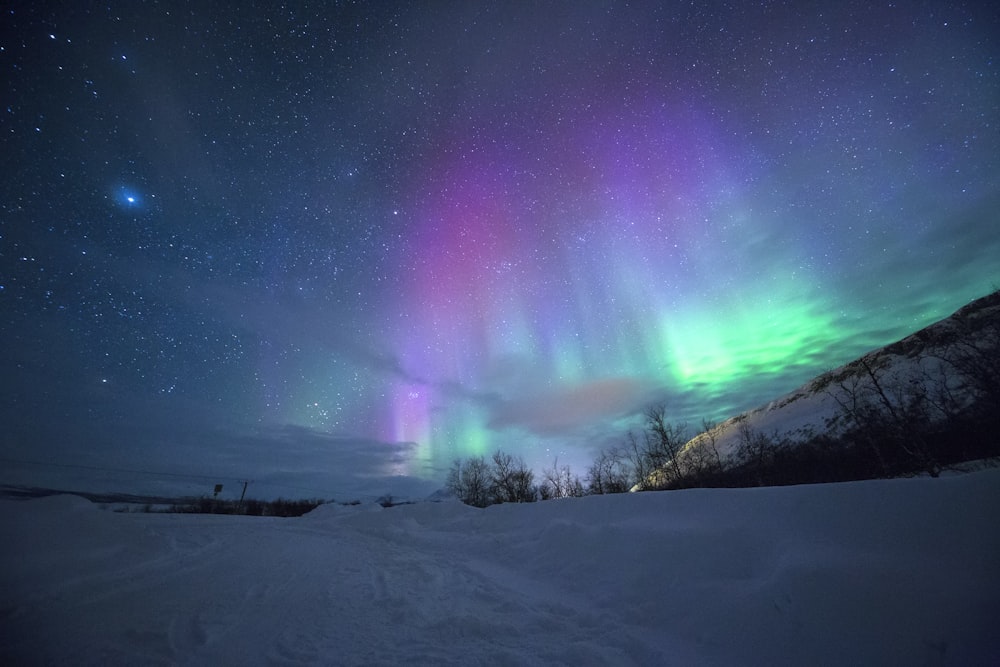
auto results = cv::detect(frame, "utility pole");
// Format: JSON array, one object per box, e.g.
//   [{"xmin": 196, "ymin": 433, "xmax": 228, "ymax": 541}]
[{"xmin": 237, "ymin": 479, "xmax": 252, "ymax": 513}]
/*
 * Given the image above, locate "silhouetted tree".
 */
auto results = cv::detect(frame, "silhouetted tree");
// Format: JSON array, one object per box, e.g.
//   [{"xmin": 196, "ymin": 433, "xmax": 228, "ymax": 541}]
[
  {"xmin": 446, "ymin": 455, "xmax": 493, "ymax": 507},
  {"xmin": 586, "ymin": 447, "xmax": 631, "ymax": 494},
  {"xmin": 623, "ymin": 430, "xmax": 654, "ymax": 491},
  {"xmin": 677, "ymin": 418, "xmax": 726, "ymax": 486},
  {"xmin": 640, "ymin": 405, "xmax": 688, "ymax": 489},
  {"xmin": 829, "ymin": 357, "xmax": 940, "ymax": 477},
  {"xmin": 541, "ymin": 458, "xmax": 584, "ymax": 499},
  {"xmin": 735, "ymin": 421, "xmax": 784, "ymax": 486},
  {"xmin": 490, "ymin": 450, "xmax": 537, "ymax": 503},
  {"xmin": 939, "ymin": 301, "xmax": 1000, "ymax": 419}
]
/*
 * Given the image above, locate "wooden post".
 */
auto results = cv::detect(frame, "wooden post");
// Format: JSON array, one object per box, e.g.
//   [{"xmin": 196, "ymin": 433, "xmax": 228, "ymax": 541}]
[{"xmin": 237, "ymin": 480, "xmax": 249, "ymax": 512}]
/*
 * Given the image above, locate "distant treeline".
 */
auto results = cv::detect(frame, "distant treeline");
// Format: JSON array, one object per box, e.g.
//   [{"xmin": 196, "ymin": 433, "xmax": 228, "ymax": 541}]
[{"xmin": 116, "ymin": 497, "xmax": 330, "ymax": 517}]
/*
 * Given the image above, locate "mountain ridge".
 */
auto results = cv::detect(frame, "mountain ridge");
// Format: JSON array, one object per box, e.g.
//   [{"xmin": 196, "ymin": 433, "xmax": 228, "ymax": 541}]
[{"xmin": 676, "ymin": 289, "xmax": 1000, "ymax": 472}]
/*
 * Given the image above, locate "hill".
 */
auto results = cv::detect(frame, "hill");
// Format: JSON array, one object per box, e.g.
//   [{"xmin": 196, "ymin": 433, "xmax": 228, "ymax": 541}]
[{"xmin": 667, "ymin": 290, "xmax": 1000, "ymax": 486}]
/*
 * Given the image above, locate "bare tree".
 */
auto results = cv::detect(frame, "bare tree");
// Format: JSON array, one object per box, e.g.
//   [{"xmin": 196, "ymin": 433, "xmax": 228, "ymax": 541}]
[
  {"xmin": 940, "ymin": 308, "xmax": 1000, "ymax": 417},
  {"xmin": 734, "ymin": 421, "xmax": 786, "ymax": 487},
  {"xmin": 642, "ymin": 405, "xmax": 688, "ymax": 488},
  {"xmin": 827, "ymin": 369, "xmax": 891, "ymax": 477},
  {"xmin": 490, "ymin": 451, "xmax": 536, "ymax": 503},
  {"xmin": 541, "ymin": 458, "xmax": 584, "ymax": 499},
  {"xmin": 860, "ymin": 357, "xmax": 940, "ymax": 476},
  {"xmin": 699, "ymin": 418, "xmax": 725, "ymax": 473},
  {"xmin": 540, "ymin": 459, "xmax": 561, "ymax": 499},
  {"xmin": 677, "ymin": 418, "xmax": 725, "ymax": 485},
  {"xmin": 624, "ymin": 430, "xmax": 654, "ymax": 491},
  {"xmin": 827, "ymin": 356, "xmax": 940, "ymax": 477},
  {"xmin": 446, "ymin": 456, "xmax": 493, "ymax": 507},
  {"xmin": 586, "ymin": 447, "xmax": 631, "ymax": 494}
]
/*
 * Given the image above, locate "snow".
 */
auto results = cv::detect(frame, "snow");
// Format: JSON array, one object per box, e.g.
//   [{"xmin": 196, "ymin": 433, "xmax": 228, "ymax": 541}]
[{"xmin": 3, "ymin": 471, "xmax": 999, "ymax": 666}]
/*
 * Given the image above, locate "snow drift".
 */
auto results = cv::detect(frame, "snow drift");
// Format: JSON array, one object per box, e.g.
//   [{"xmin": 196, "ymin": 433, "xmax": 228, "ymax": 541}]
[{"xmin": 2, "ymin": 470, "xmax": 999, "ymax": 666}]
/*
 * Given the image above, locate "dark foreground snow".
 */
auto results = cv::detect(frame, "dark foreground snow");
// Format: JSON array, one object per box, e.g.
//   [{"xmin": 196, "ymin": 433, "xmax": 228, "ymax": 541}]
[{"xmin": 2, "ymin": 470, "xmax": 999, "ymax": 666}]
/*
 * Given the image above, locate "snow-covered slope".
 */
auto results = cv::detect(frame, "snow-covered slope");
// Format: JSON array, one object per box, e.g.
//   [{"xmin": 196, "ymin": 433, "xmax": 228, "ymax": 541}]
[
  {"xmin": 2, "ymin": 470, "xmax": 999, "ymax": 665},
  {"xmin": 681, "ymin": 290, "xmax": 1000, "ymax": 464}
]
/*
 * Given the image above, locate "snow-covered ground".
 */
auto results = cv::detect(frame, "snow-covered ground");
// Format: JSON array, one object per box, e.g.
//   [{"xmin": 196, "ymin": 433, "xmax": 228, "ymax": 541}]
[{"xmin": 2, "ymin": 471, "xmax": 998, "ymax": 666}]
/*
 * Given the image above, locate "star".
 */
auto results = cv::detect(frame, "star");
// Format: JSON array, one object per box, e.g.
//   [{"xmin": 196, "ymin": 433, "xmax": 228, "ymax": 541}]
[{"xmin": 116, "ymin": 187, "xmax": 142, "ymax": 209}]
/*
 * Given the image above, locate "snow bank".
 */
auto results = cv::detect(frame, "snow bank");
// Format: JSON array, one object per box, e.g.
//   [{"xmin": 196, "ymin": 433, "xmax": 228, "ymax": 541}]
[{"xmin": 2, "ymin": 471, "xmax": 998, "ymax": 666}]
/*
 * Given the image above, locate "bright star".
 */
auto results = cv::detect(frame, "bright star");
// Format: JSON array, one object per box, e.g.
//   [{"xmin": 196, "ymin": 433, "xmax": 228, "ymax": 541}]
[{"xmin": 117, "ymin": 187, "xmax": 142, "ymax": 208}]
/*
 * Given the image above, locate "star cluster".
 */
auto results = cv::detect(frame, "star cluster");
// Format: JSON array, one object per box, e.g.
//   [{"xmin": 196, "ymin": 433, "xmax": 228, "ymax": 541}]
[{"xmin": 2, "ymin": 1, "xmax": 998, "ymax": 495}]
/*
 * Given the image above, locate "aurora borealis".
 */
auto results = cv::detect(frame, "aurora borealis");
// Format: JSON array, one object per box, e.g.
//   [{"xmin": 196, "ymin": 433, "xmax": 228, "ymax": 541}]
[{"xmin": 3, "ymin": 2, "xmax": 999, "ymax": 498}]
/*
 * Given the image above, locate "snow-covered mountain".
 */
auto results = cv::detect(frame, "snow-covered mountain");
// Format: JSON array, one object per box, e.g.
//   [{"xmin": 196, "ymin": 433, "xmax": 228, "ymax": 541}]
[{"xmin": 677, "ymin": 290, "xmax": 1000, "ymax": 468}]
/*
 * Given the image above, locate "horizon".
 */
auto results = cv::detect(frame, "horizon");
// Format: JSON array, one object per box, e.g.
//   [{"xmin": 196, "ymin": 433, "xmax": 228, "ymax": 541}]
[{"xmin": 3, "ymin": 2, "xmax": 999, "ymax": 499}]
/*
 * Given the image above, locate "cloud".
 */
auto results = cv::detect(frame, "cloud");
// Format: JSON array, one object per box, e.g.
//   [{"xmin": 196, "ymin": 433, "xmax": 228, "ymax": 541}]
[
  {"xmin": 1, "ymin": 406, "xmax": 438, "ymax": 502},
  {"xmin": 172, "ymin": 424, "xmax": 434, "ymax": 498},
  {"xmin": 487, "ymin": 376, "xmax": 653, "ymax": 437}
]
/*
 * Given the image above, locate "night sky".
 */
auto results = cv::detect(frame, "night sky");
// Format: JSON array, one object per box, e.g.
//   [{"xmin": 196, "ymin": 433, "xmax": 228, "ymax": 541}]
[{"xmin": 3, "ymin": 1, "xmax": 998, "ymax": 499}]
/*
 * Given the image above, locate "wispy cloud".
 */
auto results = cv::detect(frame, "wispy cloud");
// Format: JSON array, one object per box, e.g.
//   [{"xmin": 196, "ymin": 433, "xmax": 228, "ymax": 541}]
[{"xmin": 487, "ymin": 376, "xmax": 653, "ymax": 437}]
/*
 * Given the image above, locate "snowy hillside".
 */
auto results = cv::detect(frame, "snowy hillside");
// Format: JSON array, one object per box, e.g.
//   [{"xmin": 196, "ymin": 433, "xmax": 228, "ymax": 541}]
[
  {"xmin": 679, "ymin": 290, "xmax": 1000, "ymax": 468},
  {"xmin": 3, "ymin": 470, "xmax": 999, "ymax": 665}
]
